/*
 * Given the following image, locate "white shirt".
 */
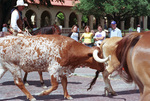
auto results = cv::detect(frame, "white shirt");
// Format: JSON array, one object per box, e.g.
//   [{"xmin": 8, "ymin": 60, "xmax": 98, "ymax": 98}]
[
  {"xmin": 33, "ymin": 28, "xmax": 38, "ymax": 31},
  {"xmin": 110, "ymin": 27, "xmax": 122, "ymax": 37},
  {"xmin": 94, "ymin": 31, "xmax": 106, "ymax": 44},
  {"xmin": 108, "ymin": 27, "xmax": 112, "ymax": 33},
  {"xmin": 70, "ymin": 32, "xmax": 79, "ymax": 41},
  {"xmin": 2, "ymin": 27, "xmax": 8, "ymax": 32},
  {"xmin": 137, "ymin": 27, "xmax": 141, "ymax": 33},
  {"xmin": 10, "ymin": 10, "xmax": 22, "ymax": 32}
]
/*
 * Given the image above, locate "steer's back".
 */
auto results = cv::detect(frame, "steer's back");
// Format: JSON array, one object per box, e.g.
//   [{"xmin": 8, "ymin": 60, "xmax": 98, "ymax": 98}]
[{"xmin": 0, "ymin": 35, "xmax": 71, "ymax": 72}]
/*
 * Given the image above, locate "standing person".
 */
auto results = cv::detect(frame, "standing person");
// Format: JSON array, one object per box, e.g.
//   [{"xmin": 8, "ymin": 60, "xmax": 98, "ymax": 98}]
[
  {"xmin": 68, "ymin": 25, "xmax": 80, "ymax": 42},
  {"xmin": 32, "ymin": 24, "xmax": 38, "ymax": 31},
  {"xmin": 108, "ymin": 24, "xmax": 112, "ymax": 38},
  {"xmin": 10, "ymin": 0, "xmax": 28, "ymax": 36},
  {"xmin": 79, "ymin": 26, "xmax": 94, "ymax": 47},
  {"xmin": 110, "ymin": 21, "xmax": 122, "ymax": 38},
  {"xmin": 94, "ymin": 25, "xmax": 106, "ymax": 46},
  {"xmin": 137, "ymin": 24, "xmax": 141, "ymax": 33},
  {"xmin": 2, "ymin": 24, "xmax": 8, "ymax": 32}
]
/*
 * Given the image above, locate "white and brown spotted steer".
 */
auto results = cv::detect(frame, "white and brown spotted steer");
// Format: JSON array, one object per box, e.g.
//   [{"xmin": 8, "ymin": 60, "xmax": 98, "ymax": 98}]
[{"xmin": 0, "ymin": 35, "xmax": 110, "ymax": 101}]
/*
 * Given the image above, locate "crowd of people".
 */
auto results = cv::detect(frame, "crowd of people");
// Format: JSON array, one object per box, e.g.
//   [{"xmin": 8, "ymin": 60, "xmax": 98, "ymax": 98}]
[{"xmin": 68, "ymin": 20, "xmax": 124, "ymax": 47}]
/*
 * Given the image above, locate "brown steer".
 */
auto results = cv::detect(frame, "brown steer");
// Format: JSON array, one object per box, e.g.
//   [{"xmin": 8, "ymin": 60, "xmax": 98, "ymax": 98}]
[
  {"xmin": 88, "ymin": 37, "xmax": 122, "ymax": 96},
  {"xmin": 0, "ymin": 35, "xmax": 110, "ymax": 101}
]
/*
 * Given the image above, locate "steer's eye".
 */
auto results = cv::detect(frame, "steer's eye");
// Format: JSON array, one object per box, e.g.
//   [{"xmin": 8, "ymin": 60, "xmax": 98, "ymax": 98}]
[{"xmin": 88, "ymin": 53, "xmax": 93, "ymax": 57}]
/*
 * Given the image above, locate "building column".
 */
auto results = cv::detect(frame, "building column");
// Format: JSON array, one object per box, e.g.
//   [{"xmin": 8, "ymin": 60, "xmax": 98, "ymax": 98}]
[
  {"xmin": 130, "ymin": 17, "xmax": 134, "ymax": 28},
  {"xmin": 121, "ymin": 21, "xmax": 125, "ymax": 31},
  {"xmin": 36, "ymin": 19, "xmax": 40, "ymax": 27},
  {"xmin": 77, "ymin": 14, "xmax": 82, "ymax": 29},
  {"xmin": 139, "ymin": 16, "xmax": 143, "ymax": 28},
  {"xmin": 65, "ymin": 19, "xmax": 69, "ymax": 28},
  {"xmin": 36, "ymin": 14, "xmax": 41, "ymax": 28},
  {"xmin": 89, "ymin": 15, "xmax": 93, "ymax": 29},
  {"xmin": 51, "ymin": 13, "xmax": 57, "ymax": 25},
  {"xmin": 64, "ymin": 13, "xmax": 69, "ymax": 28},
  {"xmin": 143, "ymin": 16, "xmax": 148, "ymax": 30},
  {"xmin": 51, "ymin": 17, "xmax": 56, "ymax": 25},
  {"xmin": 100, "ymin": 18, "xmax": 104, "ymax": 29}
]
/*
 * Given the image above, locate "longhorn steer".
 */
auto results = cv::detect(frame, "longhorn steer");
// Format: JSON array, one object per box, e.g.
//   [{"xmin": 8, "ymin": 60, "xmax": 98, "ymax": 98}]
[
  {"xmin": 0, "ymin": 35, "xmax": 110, "ymax": 101},
  {"xmin": 88, "ymin": 37, "xmax": 122, "ymax": 96}
]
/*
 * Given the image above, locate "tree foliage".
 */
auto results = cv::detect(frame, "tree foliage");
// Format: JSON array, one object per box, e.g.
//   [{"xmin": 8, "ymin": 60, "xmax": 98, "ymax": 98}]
[
  {"xmin": 73, "ymin": 0, "xmax": 150, "ymax": 23},
  {"xmin": 0, "ymin": 0, "xmax": 64, "ymax": 31}
]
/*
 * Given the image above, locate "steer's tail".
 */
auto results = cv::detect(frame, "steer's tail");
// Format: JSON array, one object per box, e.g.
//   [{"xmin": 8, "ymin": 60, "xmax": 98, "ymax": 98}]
[
  {"xmin": 87, "ymin": 70, "xmax": 100, "ymax": 91},
  {"xmin": 87, "ymin": 39, "xmax": 109, "ymax": 91},
  {"xmin": 116, "ymin": 32, "xmax": 141, "ymax": 83}
]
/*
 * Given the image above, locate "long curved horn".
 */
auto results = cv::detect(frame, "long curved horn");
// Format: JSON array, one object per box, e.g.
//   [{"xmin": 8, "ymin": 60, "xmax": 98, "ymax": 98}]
[{"xmin": 93, "ymin": 49, "xmax": 111, "ymax": 63}]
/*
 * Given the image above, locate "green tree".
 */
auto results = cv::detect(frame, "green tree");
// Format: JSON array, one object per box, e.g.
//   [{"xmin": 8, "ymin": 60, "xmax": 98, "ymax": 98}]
[
  {"xmin": 82, "ymin": 15, "xmax": 88, "ymax": 23},
  {"xmin": 56, "ymin": 12, "xmax": 65, "ymax": 26},
  {"xmin": 0, "ymin": 0, "xmax": 64, "ymax": 31},
  {"xmin": 57, "ymin": 12, "xmax": 64, "ymax": 21},
  {"xmin": 74, "ymin": 0, "xmax": 150, "ymax": 25}
]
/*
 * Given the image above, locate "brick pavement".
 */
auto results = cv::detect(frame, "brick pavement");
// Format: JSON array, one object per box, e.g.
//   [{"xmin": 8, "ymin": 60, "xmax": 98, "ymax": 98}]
[{"xmin": 0, "ymin": 68, "xmax": 140, "ymax": 101}]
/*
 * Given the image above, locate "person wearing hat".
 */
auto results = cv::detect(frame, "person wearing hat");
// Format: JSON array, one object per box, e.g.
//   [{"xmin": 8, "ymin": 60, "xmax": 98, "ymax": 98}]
[
  {"xmin": 10, "ymin": 0, "xmax": 28, "ymax": 36},
  {"xmin": 110, "ymin": 21, "xmax": 122, "ymax": 38}
]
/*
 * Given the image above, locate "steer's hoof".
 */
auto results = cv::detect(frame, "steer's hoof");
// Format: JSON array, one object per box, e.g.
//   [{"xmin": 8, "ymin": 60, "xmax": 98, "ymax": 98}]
[
  {"xmin": 30, "ymin": 98, "xmax": 36, "ymax": 101},
  {"xmin": 37, "ymin": 91, "xmax": 45, "ymax": 96},
  {"xmin": 111, "ymin": 92, "xmax": 118, "ymax": 96},
  {"xmin": 64, "ymin": 96, "xmax": 73, "ymax": 100},
  {"xmin": 104, "ymin": 88, "xmax": 109, "ymax": 96},
  {"xmin": 104, "ymin": 87, "xmax": 118, "ymax": 96},
  {"xmin": 24, "ymin": 82, "xmax": 29, "ymax": 86},
  {"xmin": 42, "ymin": 85, "xmax": 47, "ymax": 89}
]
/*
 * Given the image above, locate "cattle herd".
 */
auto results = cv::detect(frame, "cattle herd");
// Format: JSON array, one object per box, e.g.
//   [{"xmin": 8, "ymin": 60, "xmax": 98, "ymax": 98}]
[{"xmin": 0, "ymin": 31, "xmax": 150, "ymax": 101}]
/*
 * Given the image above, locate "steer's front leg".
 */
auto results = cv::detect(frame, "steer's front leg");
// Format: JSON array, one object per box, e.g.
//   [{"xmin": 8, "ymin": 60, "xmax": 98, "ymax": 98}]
[
  {"xmin": 60, "ymin": 75, "xmax": 73, "ymax": 100},
  {"xmin": 14, "ymin": 78, "xmax": 36, "ymax": 101}
]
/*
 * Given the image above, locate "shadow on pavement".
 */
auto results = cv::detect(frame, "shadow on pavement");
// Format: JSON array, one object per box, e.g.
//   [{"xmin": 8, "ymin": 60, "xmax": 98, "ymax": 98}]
[
  {"xmin": 116, "ymin": 89, "xmax": 139, "ymax": 95},
  {"xmin": 101, "ymin": 89, "xmax": 139, "ymax": 101},
  {"xmin": 0, "ymin": 90, "xmax": 139, "ymax": 101},
  {"xmin": 1, "ymin": 80, "xmax": 82, "ymax": 87},
  {"xmin": 0, "ymin": 94, "xmax": 101, "ymax": 101},
  {"xmin": 101, "ymin": 89, "xmax": 139, "ymax": 97}
]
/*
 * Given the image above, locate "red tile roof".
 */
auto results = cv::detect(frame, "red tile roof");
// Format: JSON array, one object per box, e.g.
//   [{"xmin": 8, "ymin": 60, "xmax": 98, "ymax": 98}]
[{"xmin": 27, "ymin": 0, "xmax": 80, "ymax": 7}]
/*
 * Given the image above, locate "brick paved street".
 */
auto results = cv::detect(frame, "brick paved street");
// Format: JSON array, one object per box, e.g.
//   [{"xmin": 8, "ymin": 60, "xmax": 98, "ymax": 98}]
[{"xmin": 0, "ymin": 68, "xmax": 140, "ymax": 101}]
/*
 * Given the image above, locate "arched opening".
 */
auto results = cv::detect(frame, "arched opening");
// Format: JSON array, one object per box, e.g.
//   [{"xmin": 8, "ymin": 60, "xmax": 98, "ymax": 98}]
[
  {"xmin": 81, "ymin": 15, "xmax": 89, "ymax": 29},
  {"xmin": 41, "ymin": 11, "xmax": 51, "ymax": 27},
  {"xmin": 93, "ymin": 16, "xmax": 97, "ymax": 29},
  {"xmin": 25, "ymin": 9, "xmax": 36, "ymax": 28},
  {"xmin": 124, "ymin": 17, "xmax": 130, "ymax": 29},
  {"xmin": 148, "ymin": 17, "xmax": 150, "ymax": 29},
  {"xmin": 55, "ymin": 12, "xmax": 65, "ymax": 27},
  {"xmin": 134, "ymin": 17, "xmax": 140, "ymax": 29},
  {"xmin": 69, "ymin": 12, "xmax": 78, "ymax": 27}
]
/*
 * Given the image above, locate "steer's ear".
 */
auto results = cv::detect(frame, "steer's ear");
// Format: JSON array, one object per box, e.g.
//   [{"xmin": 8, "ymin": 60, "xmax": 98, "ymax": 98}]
[{"xmin": 88, "ymin": 53, "xmax": 93, "ymax": 57}]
